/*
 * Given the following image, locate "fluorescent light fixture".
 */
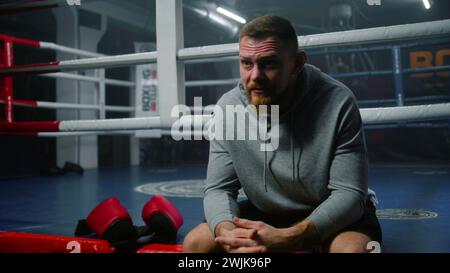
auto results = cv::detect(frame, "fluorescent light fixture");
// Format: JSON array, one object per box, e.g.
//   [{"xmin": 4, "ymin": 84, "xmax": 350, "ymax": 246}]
[
  {"xmin": 216, "ymin": 6, "xmax": 247, "ymax": 24},
  {"xmin": 422, "ymin": 0, "xmax": 431, "ymax": 9},
  {"xmin": 208, "ymin": 12, "xmax": 239, "ymax": 35},
  {"xmin": 208, "ymin": 12, "xmax": 232, "ymax": 28}
]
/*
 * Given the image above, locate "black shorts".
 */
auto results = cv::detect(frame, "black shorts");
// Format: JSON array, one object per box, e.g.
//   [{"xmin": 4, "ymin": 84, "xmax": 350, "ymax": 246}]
[{"xmin": 236, "ymin": 199, "xmax": 382, "ymax": 244}]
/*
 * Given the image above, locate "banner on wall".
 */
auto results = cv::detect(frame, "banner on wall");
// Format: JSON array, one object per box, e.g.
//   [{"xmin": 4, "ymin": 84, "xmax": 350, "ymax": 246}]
[{"xmin": 134, "ymin": 42, "xmax": 161, "ymax": 138}]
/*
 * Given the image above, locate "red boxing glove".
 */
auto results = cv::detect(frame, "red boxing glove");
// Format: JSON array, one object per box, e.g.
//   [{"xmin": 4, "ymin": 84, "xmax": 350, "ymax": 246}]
[
  {"xmin": 141, "ymin": 195, "xmax": 183, "ymax": 243},
  {"xmin": 77, "ymin": 197, "xmax": 138, "ymax": 246}
]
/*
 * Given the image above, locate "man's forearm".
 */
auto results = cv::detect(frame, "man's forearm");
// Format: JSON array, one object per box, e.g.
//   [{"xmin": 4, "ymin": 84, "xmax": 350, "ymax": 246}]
[{"xmin": 287, "ymin": 219, "xmax": 321, "ymax": 246}]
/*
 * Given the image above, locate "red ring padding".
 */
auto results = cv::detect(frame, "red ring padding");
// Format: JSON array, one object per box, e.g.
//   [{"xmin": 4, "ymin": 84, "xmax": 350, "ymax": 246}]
[
  {"xmin": 0, "ymin": 231, "xmax": 115, "ymax": 253},
  {"xmin": 0, "ymin": 231, "xmax": 183, "ymax": 253},
  {"xmin": 136, "ymin": 243, "xmax": 182, "ymax": 253}
]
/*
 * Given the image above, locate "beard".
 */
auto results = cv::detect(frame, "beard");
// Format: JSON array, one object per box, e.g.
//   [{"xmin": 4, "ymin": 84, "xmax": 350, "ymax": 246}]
[
  {"xmin": 245, "ymin": 82, "xmax": 276, "ymax": 108},
  {"xmin": 246, "ymin": 91, "xmax": 273, "ymax": 107}
]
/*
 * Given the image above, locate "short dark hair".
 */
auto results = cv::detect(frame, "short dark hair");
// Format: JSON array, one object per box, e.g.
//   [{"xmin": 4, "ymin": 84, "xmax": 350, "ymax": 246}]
[{"xmin": 239, "ymin": 15, "xmax": 299, "ymax": 53}]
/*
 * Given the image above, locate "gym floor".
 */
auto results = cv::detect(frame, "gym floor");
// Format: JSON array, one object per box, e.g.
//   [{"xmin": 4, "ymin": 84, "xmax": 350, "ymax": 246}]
[{"xmin": 0, "ymin": 163, "xmax": 449, "ymax": 253}]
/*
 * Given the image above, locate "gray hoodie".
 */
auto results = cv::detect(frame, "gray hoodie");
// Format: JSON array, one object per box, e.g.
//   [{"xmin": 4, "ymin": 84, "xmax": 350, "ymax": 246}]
[{"xmin": 203, "ymin": 64, "xmax": 370, "ymax": 240}]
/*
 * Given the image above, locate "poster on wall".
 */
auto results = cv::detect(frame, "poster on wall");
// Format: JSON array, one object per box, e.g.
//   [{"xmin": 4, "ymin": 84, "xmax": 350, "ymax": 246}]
[{"xmin": 134, "ymin": 42, "xmax": 161, "ymax": 138}]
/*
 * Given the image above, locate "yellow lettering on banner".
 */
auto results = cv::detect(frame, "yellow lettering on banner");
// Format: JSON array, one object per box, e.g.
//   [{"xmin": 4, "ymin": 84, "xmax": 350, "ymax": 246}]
[
  {"xmin": 410, "ymin": 51, "xmax": 433, "ymax": 78},
  {"xmin": 409, "ymin": 49, "xmax": 450, "ymax": 78},
  {"xmin": 436, "ymin": 49, "xmax": 450, "ymax": 77}
]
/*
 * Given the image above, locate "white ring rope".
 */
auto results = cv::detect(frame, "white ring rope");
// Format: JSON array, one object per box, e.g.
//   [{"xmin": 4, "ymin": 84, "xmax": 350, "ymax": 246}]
[
  {"xmin": 1, "ymin": 20, "xmax": 449, "ymax": 74},
  {"xmin": 41, "ymin": 72, "xmax": 136, "ymax": 88},
  {"xmin": 53, "ymin": 103, "xmax": 450, "ymax": 132},
  {"xmin": 0, "ymin": 52, "xmax": 157, "ymax": 74},
  {"xmin": 2, "ymin": 19, "xmax": 449, "ymax": 135},
  {"xmin": 59, "ymin": 116, "xmax": 161, "ymax": 132},
  {"xmin": 179, "ymin": 19, "xmax": 450, "ymax": 60},
  {"xmin": 361, "ymin": 103, "xmax": 450, "ymax": 125},
  {"xmin": 39, "ymin": 42, "xmax": 104, "ymax": 58},
  {"xmin": 297, "ymin": 19, "xmax": 450, "ymax": 49}
]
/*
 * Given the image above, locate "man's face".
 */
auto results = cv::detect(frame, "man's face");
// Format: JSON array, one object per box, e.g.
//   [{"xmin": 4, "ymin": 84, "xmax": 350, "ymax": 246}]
[{"xmin": 239, "ymin": 36, "xmax": 298, "ymax": 107}]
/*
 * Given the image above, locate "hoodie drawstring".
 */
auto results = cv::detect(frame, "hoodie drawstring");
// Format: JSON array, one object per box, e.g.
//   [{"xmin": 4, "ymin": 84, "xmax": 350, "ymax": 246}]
[
  {"xmin": 263, "ymin": 115, "xmax": 269, "ymax": 192},
  {"xmin": 291, "ymin": 112, "xmax": 295, "ymax": 184},
  {"xmin": 263, "ymin": 112, "xmax": 299, "ymax": 192},
  {"xmin": 264, "ymin": 146, "xmax": 268, "ymax": 192}
]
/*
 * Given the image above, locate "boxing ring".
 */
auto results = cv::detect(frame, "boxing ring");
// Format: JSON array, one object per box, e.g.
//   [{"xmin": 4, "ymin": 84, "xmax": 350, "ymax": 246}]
[{"xmin": 1, "ymin": 1, "xmax": 450, "ymax": 253}]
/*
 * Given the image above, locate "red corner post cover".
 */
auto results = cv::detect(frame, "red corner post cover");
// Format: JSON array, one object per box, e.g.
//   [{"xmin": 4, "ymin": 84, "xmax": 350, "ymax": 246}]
[{"xmin": 0, "ymin": 232, "xmax": 114, "ymax": 253}]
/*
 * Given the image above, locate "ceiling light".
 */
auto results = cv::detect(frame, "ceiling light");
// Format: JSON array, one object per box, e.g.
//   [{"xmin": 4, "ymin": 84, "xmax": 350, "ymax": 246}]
[
  {"xmin": 216, "ymin": 6, "xmax": 246, "ymax": 24},
  {"xmin": 422, "ymin": 0, "xmax": 431, "ymax": 10}
]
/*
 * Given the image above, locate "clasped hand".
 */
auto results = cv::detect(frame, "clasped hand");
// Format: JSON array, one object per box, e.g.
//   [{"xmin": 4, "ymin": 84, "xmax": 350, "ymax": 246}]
[{"xmin": 215, "ymin": 217, "xmax": 302, "ymax": 253}]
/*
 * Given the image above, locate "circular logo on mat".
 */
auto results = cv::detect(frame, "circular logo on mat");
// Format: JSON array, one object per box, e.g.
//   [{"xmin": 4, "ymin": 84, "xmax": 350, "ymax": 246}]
[
  {"xmin": 376, "ymin": 209, "xmax": 438, "ymax": 220},
  {"xmin": 134, "ymin": 179, "xmax": 246, "ymax": 198},
  {"xmin": 135, "ymin": 181, "xmax": 438, "ymax": 221},
  {"xmin": 413, "ymin": 171, "xmax": 448, "ymax": 175}
]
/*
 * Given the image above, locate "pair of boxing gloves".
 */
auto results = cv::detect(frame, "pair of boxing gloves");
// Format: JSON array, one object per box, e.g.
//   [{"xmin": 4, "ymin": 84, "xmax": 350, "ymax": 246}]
[{"xmin": 75, "ymin": 195, "xmax": 183, "ymax": 251}]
